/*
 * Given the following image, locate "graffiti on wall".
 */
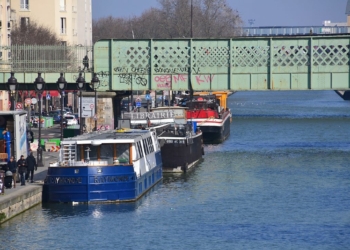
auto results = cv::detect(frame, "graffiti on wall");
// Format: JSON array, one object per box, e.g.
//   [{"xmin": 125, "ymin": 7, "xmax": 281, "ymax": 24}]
[
  {"xmin": 153, "ymin": 74, "xmax": 215, "ymax": 88},
  {"xmin": 114, "ymin": 67, "xmax": 148, "ymax": 86}
]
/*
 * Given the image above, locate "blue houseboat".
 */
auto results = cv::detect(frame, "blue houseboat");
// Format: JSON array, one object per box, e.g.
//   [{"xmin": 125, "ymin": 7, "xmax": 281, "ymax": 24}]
[{"xmin": 42, "ymin": 129, "xmax": 162, "ymax": 203}]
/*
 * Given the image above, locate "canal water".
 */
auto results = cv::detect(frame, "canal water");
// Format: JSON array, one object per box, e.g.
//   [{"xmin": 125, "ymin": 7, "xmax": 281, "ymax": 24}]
[{"xmin": 1, "ymin": 91, "xmax": 350, "ymax": 249}]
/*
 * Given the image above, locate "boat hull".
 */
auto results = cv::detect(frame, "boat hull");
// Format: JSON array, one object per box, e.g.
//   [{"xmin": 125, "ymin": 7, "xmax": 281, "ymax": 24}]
[
  {"xmin": 161, "ymin": 133, "xmax": 204, "ymax": 173},
  {"xmin": 42, "ymin": 155, "xmax": 163, "ymax": 203},
  {"xmin": 196, "ymin": 113, "xmax": 231, "ymax": 144}
]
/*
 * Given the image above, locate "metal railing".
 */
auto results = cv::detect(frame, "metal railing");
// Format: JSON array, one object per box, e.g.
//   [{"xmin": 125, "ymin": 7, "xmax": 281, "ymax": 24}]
[
  {"xmin": 235, "ymin": 26, "xmax": 350, "ymax": 36},
  {"xmin": 0, "ymin": 45, "xmax": 93, "ymax": 73}
]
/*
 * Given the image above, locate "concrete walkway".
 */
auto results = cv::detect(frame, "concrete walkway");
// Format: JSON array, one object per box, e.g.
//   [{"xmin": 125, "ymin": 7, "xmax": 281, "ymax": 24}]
[{"xmin": 0, "ymin": 150, "xmax": 58, "ymax": 198}]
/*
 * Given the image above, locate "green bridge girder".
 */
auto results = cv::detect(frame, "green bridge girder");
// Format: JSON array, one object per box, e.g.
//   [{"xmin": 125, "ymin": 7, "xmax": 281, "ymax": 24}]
[
  {"xmin": 94, "ymin": 36, "xmax": 350, "ymax": 92},
  {"xmin": 0, "ymin": 36, "xmax": 350, "ymax": 92}
]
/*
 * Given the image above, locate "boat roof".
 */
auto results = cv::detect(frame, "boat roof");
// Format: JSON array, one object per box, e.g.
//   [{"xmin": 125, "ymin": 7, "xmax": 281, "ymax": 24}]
[
  {"xmin": 151, "ymin": 106, "xmax": 188, "ymax": 110},
  {"xmin": 61, "ymin": 129, "xmax": 152, "ymax": 145}
]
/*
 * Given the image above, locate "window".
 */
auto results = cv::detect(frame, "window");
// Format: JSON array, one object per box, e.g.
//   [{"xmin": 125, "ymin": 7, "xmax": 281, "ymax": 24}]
[
  {"xmin": 136, "ymin": 141, "xmax": 143, "ymax": 159},
  {"xmin": 142, "ymin": 139, "xmax": 149, "ymax": 155},
  {"xmin": 20, "ymin": 0, "xmax": 29, "ymax": 10},
  {"xmin": 60, "ymin": 18, "xmax": 66, "ymax": 34},
  {"xmin": 147, "ymin": 137, "xmax": 154, "ymax": 153},
  {"xmin": 20, "ymin": 17, "xmax": 29, "ymax": 27},
  {"xmin": 60, "ymin": 0, "xmax": 66, "ymax": 11}
]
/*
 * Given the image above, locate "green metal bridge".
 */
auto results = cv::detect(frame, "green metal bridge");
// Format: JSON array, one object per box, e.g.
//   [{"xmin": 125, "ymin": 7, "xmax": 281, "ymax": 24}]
[{"xmin": 1, "ymin": 35, "xmax": 350, "ymax": 92}]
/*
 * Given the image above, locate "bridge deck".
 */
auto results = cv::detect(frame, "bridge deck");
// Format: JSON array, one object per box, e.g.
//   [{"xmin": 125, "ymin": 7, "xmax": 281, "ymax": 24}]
[{"xmin": 0, "ymin": 34, "xmax": 349, "ymax": 91}]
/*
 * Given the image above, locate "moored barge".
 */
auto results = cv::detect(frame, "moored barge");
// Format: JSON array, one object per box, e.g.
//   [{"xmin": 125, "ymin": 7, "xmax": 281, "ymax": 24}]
[
  {"xmin": 123, "ymin": 107, "xmax": 204, "ymax": 173},
  {"xmin": 42, "ymin": 129, "xmax": 162, "ymax": 203},
  {"xmin": 185, "ymin": 92, "xmax": 231, "ymax": 144}
]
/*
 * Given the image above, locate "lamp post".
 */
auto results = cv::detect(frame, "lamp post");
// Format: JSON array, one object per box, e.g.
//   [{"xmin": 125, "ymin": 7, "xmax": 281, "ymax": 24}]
[
  {"xmin": 76, "ymin": 72, "xmax": 85, "ymax": 134},
  {"xmin": 6, "ymin": 72, "xmax": 18, "ymax": 111},
  {"xmin": 191, "ymin": 0, "xmax": 193, "ymax": 37},
  {"xmin": 90, "ymin": 73, "xmax": 100, "ymax": 131},
  {"xmin": 57, "ymin": 73, "xmax": 67, "ymax": 141},
  {"xmin": 34, "ymin": 73, "xmax": 45, "ymax": 167}
]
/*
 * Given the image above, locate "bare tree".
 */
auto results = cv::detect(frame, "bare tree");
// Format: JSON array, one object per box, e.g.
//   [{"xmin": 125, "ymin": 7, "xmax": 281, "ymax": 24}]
[
  {"xmin": 92, "ymin": 16, "xmax": 133, "ymax": 43},
  {"xmin": 195, "ymin": 0, "xmax": 243, "ymax": 37},
  {"xmin": 10, "ymin": 20, "xmax": 77, "ymax": 72},
  {"xmin": 11, "ymin": 20, "xmax": 62, "ymax": 45},
  {"xmin": 92, "ymin": 0, "xmax": 243, "ymax": 40}
]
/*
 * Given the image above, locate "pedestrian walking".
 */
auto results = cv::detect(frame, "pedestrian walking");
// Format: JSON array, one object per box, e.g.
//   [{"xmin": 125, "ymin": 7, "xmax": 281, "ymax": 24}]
[
  {"xmin": 7, "ymin": 156, "xmax": 17, "ymax": 188},
  {"xmin": 26, "ymin": 152, "xmax": 37, "ymax": 183},
  {"xmin": 17, "ymin": 155, "xmax": 27, "ymax": 186},
  {"xmin": 82, "ymin": 55, "xmax": 89, "ymax": 70}
]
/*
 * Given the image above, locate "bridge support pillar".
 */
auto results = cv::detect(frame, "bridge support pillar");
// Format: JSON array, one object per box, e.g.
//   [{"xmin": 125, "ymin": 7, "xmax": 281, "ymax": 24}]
[{"xmin": 113, "ymin": 93, "xmax": 125, "ymax": 129}]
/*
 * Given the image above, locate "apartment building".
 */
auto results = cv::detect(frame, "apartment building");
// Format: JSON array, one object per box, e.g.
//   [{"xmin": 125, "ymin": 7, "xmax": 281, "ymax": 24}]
[
  {"xmin": 0, "ymin": 1, "xmax": 11, "ymax": 110},
  {"xmin": 10, "ymin": 0, "xmax": 92, "ymax": 46}
]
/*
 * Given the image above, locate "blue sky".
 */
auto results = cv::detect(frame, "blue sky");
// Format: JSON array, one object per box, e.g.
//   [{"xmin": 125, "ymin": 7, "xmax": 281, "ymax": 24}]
[{"xmin": 92, "ymin": 0, "xmax": 348, "ymax": 27}]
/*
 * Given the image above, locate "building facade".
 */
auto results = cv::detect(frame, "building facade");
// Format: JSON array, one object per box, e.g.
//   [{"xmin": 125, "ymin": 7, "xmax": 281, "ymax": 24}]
[
  {"xmin": 10, "ymin": 0, "xmax": 92, "ymax": 46},
  {"xmin": 0, "ymin": 1, "xmax": 11, "ymax": 110}
]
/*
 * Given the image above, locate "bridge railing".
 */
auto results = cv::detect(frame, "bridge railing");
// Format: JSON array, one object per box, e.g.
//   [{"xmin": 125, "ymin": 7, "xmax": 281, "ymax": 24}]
[
  {"xmin": 0, "ymin": 45, "xmax": 93, "ymax": 73},
  {"xmin": 236, "ymin": 26, "xmax": 350, "ymax": 36}
]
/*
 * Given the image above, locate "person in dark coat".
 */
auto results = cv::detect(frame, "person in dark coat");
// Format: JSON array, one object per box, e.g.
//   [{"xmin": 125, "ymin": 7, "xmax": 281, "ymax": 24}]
[
  {"xmin": 82, "ymin": 55, "xmax": 89, "ymax": 70},
  {"xmin": 17, "ymin": 155, "xmax": 27, "ymax": 186},
  {"xmin": 26, "ymin": 152, "xmax": 37, "ymax": 183},
  {"xmin": 7, "ymin": 156, "xmax": 17, "ymax": 188}
]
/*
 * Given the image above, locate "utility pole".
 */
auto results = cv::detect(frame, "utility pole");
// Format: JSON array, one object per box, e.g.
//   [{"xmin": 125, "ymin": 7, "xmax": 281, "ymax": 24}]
[{"xmin": 191, "ymin": 0, "xmax": 193, "ymax": 37}]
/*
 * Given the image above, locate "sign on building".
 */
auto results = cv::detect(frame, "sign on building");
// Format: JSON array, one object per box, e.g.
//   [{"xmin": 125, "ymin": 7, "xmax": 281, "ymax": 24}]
[{"xmin": 78, "ymin": 97, "xmax": 95, "ymax": 117}]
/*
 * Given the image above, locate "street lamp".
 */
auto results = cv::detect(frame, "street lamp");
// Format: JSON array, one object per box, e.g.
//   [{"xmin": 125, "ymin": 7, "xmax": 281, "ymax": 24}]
[
  {"xmin": 34, "ymin": 72, "xmax": 46, "ymax": 167},
  {"xmin": 57, "ymin": 73, "xmax": 67, "ymax": 141},
  {"xmin": 76, "ymin": 72, "xmax": 85, "ymax": 134},
  {"xmin": 90, "ymin": 73, "xmax": 100, "ymax": 131},
  {"xmin": 6, "ymin": 72, "xmax": 18, "ymax": 111}
]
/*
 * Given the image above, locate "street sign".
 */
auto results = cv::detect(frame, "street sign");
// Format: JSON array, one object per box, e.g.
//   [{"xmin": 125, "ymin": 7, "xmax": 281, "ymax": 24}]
[
  {"xmin": 79, "ymin": 97, "xmax": 95, "ymax": 117},
  {"xmin": 31, "ymin": 98, "xmax": 37, "ymax": 105},
  {"xmin": 25, "ymin": 98, "xmax": 32, "ymax": 105},
  {"xmin": 16, "ymin": 102, "xmax": 23, "ymax": 110},
  {"xmin": 46, "ymin": 93, "xmax": 51, "ymax": 100},
  {"xmin": 145, "ymin": 94, "xmax": 151, "ymax": 100}
]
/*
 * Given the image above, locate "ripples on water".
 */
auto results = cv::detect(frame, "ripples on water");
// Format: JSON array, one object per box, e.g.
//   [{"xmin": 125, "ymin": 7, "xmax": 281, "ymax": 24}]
[{"xmin": 1, "ymin": 91, "xmax": 350, "ymax": 249}]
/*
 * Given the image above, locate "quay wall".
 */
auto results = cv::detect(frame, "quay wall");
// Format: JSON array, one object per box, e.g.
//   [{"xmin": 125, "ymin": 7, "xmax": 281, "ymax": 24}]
[{"xmin": 0, "ymin": 185, "xmax": 43, "ymax": 224}]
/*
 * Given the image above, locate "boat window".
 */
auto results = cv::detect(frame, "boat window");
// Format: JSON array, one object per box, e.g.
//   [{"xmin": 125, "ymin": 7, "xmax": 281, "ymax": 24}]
[
  {"xmin": 87, "ymin": 145, "xmax": 98, "ymax": 161},
  {"xmin": 142, "ymin": 138, "xmax": 149, "ymax": 155},
  {"xmin": 136, "ymin": 141, "xmax": 144, "ymax": 159},
  {"xmin": 147, "ymin": 137, "xmax": 154, "ymax": 153},
  {"xmin": 77, "ymin": 143, "xmax": 130, "ymax": 164},
  {"xmin": 115, "ymin": 144, "xmax": 130, "ymax": 163},
  {"xmin": 100, "ymin": 144, "xmax": 114, "ymax": 165}
]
